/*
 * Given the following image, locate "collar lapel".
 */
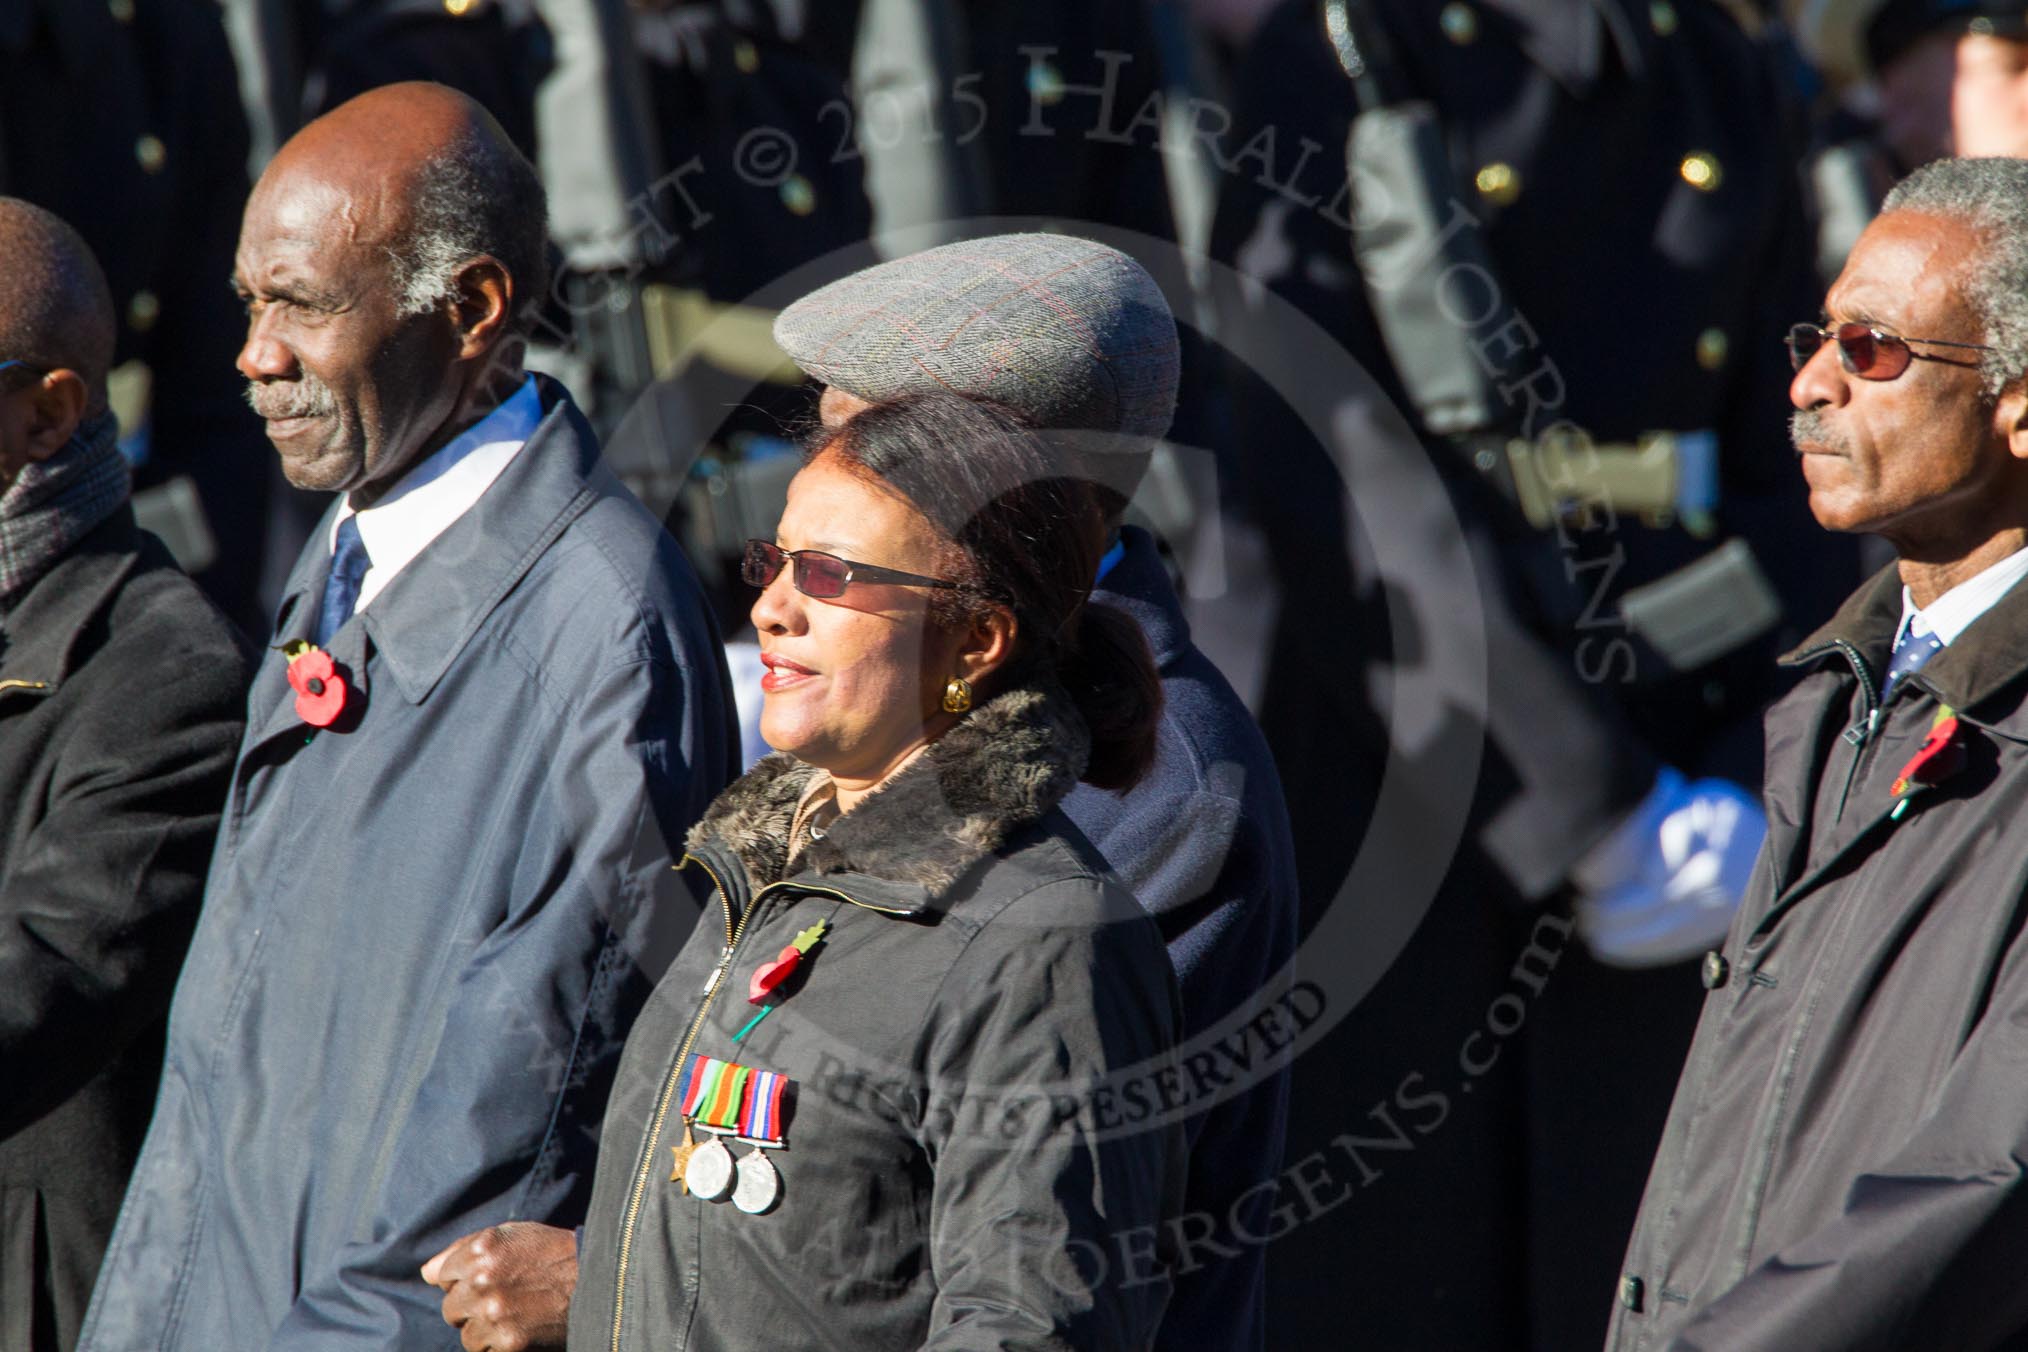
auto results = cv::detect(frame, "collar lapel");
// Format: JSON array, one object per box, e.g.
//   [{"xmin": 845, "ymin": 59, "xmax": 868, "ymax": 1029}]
[
  {"xmin": 354, "ymin": 376, "xmax": 599, "ymax": 706},
  {"xmin": 1091, "ymin": 526, "xmax": 1186, "ymax": 665},
  {"xmin": 0, "ymin": 508, "xmax": 139, "ymax": 695}
]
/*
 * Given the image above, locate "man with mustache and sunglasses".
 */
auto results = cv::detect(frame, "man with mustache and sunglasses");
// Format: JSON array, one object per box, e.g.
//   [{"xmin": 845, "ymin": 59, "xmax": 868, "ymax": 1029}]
[
  {"xmin": 77, "ymin": 82, "xmax": 737, "ymax": 1352},
  {"xmin": 1609, "ymin": 156, "xmax": 2028, "ymax": 1349}
]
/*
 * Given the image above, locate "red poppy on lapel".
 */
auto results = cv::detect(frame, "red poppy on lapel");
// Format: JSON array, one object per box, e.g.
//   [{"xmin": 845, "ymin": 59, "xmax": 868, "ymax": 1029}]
[
  {"xmin": 1891, "ymin": 706, "xmax": 1965, "ymax": 800},
  {"xmin": 282, "ymin": 641, "xmax": 349, "ymax": 728},
  {"xmin": 748, "ymin": 919, "xmax": 830, "ymax": 1004}
]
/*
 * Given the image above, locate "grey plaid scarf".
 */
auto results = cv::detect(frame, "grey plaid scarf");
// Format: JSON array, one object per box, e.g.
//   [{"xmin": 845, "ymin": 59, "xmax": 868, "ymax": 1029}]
[{"xmin": 0, "ymin": 412, "xmax": 129, "ymax": 610}]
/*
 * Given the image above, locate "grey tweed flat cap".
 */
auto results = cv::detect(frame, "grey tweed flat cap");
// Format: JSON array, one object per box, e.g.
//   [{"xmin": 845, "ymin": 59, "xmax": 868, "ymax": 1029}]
[{"xmin": 773, "ymin": 233, "xmax": 1180, "ymax": 443}]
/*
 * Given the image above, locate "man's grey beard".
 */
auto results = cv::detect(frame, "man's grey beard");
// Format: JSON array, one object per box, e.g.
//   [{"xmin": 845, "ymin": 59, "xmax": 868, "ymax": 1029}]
[{"xmin": 244, "ymin": 374, "xmax": 336, "ymax": 422}]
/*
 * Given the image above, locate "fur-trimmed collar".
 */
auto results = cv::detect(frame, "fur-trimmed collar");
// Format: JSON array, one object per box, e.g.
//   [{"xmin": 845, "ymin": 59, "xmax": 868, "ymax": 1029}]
[{"xmin": 689, "ymin": 675, "xmax": 1091, "ymax": 896}]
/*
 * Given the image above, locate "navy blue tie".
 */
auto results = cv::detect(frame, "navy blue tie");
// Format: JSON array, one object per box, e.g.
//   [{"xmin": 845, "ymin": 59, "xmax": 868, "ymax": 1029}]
[
  {"xmin": 1882, "ymin": 620, "xmax": 1944, "ymax": 703},
  {"xmin": 316, "ymin": 516, "xmax": 371, "ymax": 646}
]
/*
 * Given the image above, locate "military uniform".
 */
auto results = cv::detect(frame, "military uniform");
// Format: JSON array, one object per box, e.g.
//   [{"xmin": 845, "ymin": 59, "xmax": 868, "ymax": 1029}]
[
  {"xmin": 1210, "ymin": 1, "xmax": 1855, "ymax": 1346},
  {"xmin": 0, "ymin": 0, "xmax": 267, "ymax": 634}
]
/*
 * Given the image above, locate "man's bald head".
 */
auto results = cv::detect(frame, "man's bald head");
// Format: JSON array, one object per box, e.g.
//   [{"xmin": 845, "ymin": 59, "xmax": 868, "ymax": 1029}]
[
  {"xmin": 235, "ymin": 83, "xmax": 548, "ymax": 497},
  {"xmin": 0, "ymin": 198, "xmax": 114, "ymax": 413},
  {"xmin": 257, "ymin": 82, "xmax": 549, "ymax": 333}
]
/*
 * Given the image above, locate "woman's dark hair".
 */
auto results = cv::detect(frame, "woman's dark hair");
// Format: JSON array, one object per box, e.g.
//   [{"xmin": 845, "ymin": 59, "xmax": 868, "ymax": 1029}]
[{"xmin": 809, "ymin": 393, "xmax": 1163, "ymax": 791}]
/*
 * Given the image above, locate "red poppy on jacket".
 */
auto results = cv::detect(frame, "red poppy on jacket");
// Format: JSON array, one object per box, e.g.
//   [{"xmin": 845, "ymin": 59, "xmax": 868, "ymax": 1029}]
[{"xmin": 285, "ymin": 645, "xmax": 348, "ymax": 727}]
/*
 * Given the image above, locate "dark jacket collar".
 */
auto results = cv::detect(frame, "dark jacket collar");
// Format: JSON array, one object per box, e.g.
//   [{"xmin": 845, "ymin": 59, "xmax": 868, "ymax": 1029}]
[
  {"xmin": 688, "ymin": 675, "xmax": 1092, "ymax": 916},
  {"xmin": 1783, "ymin": 561, "xmax": 2028, "ymax": 718},
  {"xmin": 267, "ymin": 375, "xmax": 600, "ymax": 707},
  {"xmin": 1091, "ymin": 525, "xmax": 1186, "ymax": 666},
  {"xmin": 0, "ymin": 506, "xmax": 142, "ymax": 693}
]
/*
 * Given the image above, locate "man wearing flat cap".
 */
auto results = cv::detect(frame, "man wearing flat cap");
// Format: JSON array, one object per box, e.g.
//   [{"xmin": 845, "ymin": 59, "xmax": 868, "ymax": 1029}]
[{"xmin": 424, "ymin": 235, "xmax": 1299, "ymax": 1352}]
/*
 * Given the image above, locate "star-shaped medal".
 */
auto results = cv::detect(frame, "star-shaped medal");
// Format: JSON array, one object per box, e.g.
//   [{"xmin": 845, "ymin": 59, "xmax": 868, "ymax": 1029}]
[{"xmin": 669, "ymin": 1123, "xmax": 698, "ymax": 1191}]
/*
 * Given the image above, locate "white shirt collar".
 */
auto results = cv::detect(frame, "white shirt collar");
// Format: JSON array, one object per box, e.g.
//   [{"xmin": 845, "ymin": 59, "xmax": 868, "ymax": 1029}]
[
  {"xmin": 1897, "ymin": 544, "xmax": 2028, "ymax": 648},
  {"xmin": 328, "ymin": 377, "xmax": 542, "ymax": 613}
]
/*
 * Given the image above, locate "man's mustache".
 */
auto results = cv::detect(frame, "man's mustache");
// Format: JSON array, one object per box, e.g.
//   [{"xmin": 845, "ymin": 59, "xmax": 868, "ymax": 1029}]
[
  {"xmin": 1790, "ymin": 409, "xmax": 1850, "ymax": 454},
  {"xmin": 244, "ymin": 377, "xmax": 336, "ymax": 421}
]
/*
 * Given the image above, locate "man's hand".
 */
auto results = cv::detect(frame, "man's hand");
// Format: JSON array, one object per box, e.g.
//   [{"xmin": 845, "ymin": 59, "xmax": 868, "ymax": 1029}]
[{"xmin": 421, "ymin": 1222, "xmax": 578, "ymax": 1352}]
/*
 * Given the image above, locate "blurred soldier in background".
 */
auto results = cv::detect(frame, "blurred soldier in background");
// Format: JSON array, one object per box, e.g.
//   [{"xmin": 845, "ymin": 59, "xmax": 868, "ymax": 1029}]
[
  {"xmin": 1211, "ymin": 0, "xmax": 1854, "ymax": 1346},
  {"xmin": 1792, "ymin": 0, "xmax": 2028, "ymax": 285},
  {"xmin": 1, "ymin": 0, "xmax": 268, "ymax": 633}
]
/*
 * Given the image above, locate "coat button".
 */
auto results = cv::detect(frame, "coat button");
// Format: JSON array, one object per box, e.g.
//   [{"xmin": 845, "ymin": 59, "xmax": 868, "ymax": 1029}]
[
  {"xmin": 1680, "ymin": 151, "xmax": 1722, "ymax": 192},
  {"xmin": 1696, "ymin": 327, "xmax": 1729, "ymax": 371},
  {"xmin": 109, "ymin": 0, "xmax": 135, "ymax": 21},
  {"xmin": 780, "ymin": 174, "xmax": 816, "ymax": 216},
  {"xmin": 135, "ymin": 134, "xmax": 167, "ymax": 175},
  {"xmin": 128, "ymin": 289, "xmax": 161, "ymax": 334},
  {"xmin": 1650, "ymin": 1, "xmax": 1678, "ymax": 35},
  {"xmin": 1702, "ymin": 951, "xmax": 1730, "ymax": 989},
  {"xmin": 1475, "ymin": 162, "xmax": 1521, "ymax": 206},
  {"xmin": 1620, "ymin": 1274, "xmax": 1645, "ymax": 1311},
  {"xmin": 1440, "ymin": 2, "xmax": 1478, "ymax": 44}
]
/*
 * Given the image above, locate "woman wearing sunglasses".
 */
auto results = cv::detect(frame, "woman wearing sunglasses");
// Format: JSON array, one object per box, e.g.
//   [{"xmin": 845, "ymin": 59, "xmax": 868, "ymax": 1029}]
[{"xmin": 561, "ymin": 393, "xmax": 1184, "ymax": 1350}]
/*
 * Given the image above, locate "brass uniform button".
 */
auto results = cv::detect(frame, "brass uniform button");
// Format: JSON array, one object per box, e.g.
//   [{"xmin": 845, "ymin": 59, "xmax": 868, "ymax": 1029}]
[
  {"xmin": 1680, "ymin": 151, "xmax": 1722, "ymax": 192},
  {"xmin": 1696, "ymin": 327, "xmax": 1729, "ymax": 372},
  {"xmin": 1701, "ymin": 951, "xmax": 1730, "ymax": 990},
  {"xmin": 1440, "ymin": 2, "xmax": 1478, "ymax": 44},
  {"xmin": 128, "ymin": 290, "xmax": 161, "ymax": 334},
  {"xmin": 1650, "ymin": 1, "xmax": 1678, "ymax": 36},
  {"xmin": 444, "ymin": 0, "xmax": 481, "ymax": 16},
  {"xmin": 780, "ymin": 174, "xmax": 816, "ymax": 216},
  {"xmin": 109, "ymin": 0, "xmax": 135, "ymax": 22},
  {"xmin": 734, "ymin": 40, "xmax": 759, "ymax": 74},
  {"xmin": 1474, "ymin": 162, "xmax": 1521, "ymax": 206},
  {"xmin": 1620, "ymin": 1275, "xmax": 1645, "ymax": 1312},
  {"xmin": 1027, "ymin": 59, "xmax": 1066, "ymax": 106},
  {"xmin": 135, "ymin": 135, "xmax": 167, "ymax": 175}
]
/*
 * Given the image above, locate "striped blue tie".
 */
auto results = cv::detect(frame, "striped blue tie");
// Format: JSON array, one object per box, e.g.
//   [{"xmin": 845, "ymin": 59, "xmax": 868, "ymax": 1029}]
[{"xmin": 316, "ymin": 517, "xmax": 371, "ymax": 646}]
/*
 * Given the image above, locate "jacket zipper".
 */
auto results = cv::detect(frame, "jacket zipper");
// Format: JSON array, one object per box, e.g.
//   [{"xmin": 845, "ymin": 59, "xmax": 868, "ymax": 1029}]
[
  {"xmin": 1824, "ymin": 639, "xmax": 1882, "ymax": 824},
  {"xmin": 607, "ymin": 854, "xmax": 867, "ymax": 1351}
]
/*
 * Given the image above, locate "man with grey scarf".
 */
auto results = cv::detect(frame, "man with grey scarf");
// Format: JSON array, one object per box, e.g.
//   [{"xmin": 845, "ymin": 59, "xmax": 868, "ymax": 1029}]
[{"xmin": 0, "ymin": 197, "xmax": 250, "ymax": 1352}]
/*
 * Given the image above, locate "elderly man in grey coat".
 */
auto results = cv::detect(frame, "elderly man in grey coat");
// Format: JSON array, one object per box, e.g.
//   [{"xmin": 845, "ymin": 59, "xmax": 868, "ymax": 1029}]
[
  {"xmin": 77, "ymin": 84, "xmax": 735, "ymax": 1352},
  {"xmin": 1610, "ymin": 157, "xmax": 2028, "ymax": 1350},
  {"xmin": 0, "ymin": 201, "xmax": 249, "ymax": 1352}
]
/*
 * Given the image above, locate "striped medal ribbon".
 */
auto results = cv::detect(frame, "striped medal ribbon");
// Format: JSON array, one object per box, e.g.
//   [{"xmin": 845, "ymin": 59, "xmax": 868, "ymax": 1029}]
[
  {"xmin": 733, "ymin": 1069, "xmax": 788, "ymax": 1213},
  {"xmin": 677, "ymin": 1056, "xmax": 751, "ymax": 1201}
]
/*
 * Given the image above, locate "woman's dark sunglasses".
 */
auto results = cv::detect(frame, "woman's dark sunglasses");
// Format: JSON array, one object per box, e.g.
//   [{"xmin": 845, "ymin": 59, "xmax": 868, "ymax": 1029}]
[
  {"xmin": 742, "ymin": 539, "xmax": 960, "ymax": 599},
  {"xmin": 1786, "ymin": 322, "xmax": 1991, "ymax": 381}
]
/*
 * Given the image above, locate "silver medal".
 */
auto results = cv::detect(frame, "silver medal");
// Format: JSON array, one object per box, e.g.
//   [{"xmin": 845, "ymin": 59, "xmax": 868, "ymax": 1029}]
[
  {"xmin": 731, "ymin": 1147, "xmax": 782, "ymax": 1214},
  {"xmin": 684, "ymin": 1134, "xmax": 735, "ymax": 1201}
]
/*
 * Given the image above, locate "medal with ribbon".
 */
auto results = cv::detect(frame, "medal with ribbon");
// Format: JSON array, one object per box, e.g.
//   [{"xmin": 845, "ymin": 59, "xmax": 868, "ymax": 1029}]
[
  {"xmin": 674, "ymin": 1055, "xmax": 792, "ymax": 1211},
  {"xmin": 678, "ymin": 1056, "xmax": 751, "ymax": 1201},
  {"xmin": 731, "ymin": 1070, "xmax": 788, "ymax": 1214}
]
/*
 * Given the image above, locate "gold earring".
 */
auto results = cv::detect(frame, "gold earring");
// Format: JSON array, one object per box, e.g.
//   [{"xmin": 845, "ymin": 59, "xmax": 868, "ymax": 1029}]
[{"xmin": 942, "ymin": 675, "xmax": 973, "ymax": 714}]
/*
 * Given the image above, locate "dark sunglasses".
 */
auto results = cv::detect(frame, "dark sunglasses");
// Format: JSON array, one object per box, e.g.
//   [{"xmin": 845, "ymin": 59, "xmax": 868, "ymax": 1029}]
[
  {"xmin": 1786, "ymin": 322, "xmax": 1992, "ymax": 380},
  {"xmin": 742, "ymin": 538, "xmax": 960, "ymax": 599}
]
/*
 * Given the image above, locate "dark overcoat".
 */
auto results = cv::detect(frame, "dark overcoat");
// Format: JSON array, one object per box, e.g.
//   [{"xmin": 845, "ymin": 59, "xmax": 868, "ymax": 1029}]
[
  {"xmin": 1067, "ymin": 526, "xmax": 1298, "ymax": 1352},
  {"xmin": 570, "ymin": 675, "xmax": 1184, "ymax": 1351},
  {"xmin": 78, "ymin": 382, "xmax": 737, "ymax": 1351},
  {"xmin": 1612, "ymin": 568, "xmax": 2028, "ymax": 1350},
  {"xmin": 0, "ymin": 508, "xmax": 249, "ymax": 1352}
]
